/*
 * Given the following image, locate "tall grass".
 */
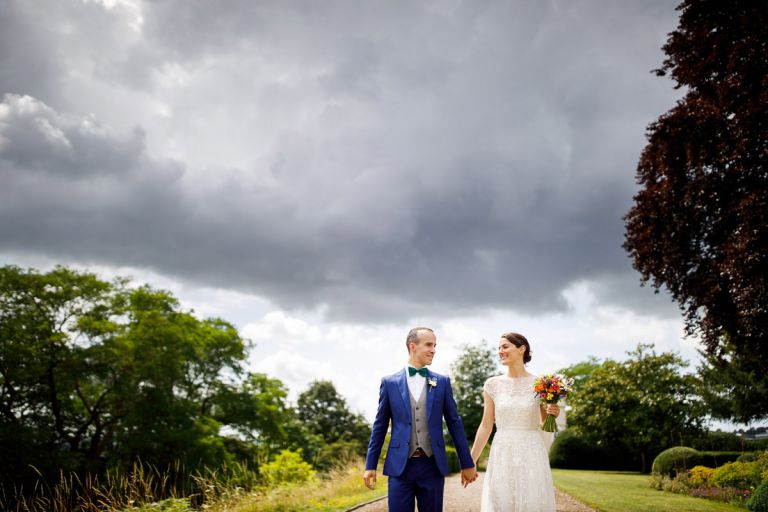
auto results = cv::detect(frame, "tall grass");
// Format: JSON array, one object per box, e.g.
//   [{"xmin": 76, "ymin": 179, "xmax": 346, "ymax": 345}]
[
  {"xmin": 0, "ymin": 458, "xmax": 383, "ymax": 512},
  {"xmin": 0, "ymin": 460, "xmax": 258, "ymax": 512},
  {"xmin": 220, "ymin": 464, "xmax": 387, "ymax": 512}
]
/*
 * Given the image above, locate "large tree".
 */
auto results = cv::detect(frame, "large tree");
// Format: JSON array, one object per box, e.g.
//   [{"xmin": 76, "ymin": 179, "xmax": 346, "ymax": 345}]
[
  {"xmin": 568, "ymin": 344, "xmax": 704, "ymax": 473},
  {"xmin": 450, "ymin": 341, "xmax": 498, "ymax": 442},
  {"xmin": 0, "ymin": 265, "xmax": 289, "ymax": 487},
  {"xmin": 623, "ymin": 0, "xmax": 768, "ymax": 422},
  {"xmin": 296, "ymin": 380, "xmax": 371, "ymax": 449},
  {"xmin": 556, "ymin": 356, "xmax": 602, "ymax": 395}
]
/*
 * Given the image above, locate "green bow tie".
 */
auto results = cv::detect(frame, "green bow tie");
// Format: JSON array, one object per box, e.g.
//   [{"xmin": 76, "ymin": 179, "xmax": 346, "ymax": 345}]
[{"xmin": 408, "ymin": 367, "xmax": 428, "ymax": 377}]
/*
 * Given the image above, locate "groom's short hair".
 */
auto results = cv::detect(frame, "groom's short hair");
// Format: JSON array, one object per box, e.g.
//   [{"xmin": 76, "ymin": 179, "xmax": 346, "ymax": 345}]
[{"xmin": 406, "ymin": 327, "xmax": 434, "ymax": 351}]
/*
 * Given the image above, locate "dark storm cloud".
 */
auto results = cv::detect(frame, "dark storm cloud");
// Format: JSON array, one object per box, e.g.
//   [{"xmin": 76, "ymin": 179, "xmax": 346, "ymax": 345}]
[
  {"xmin": 0, "ymin": 2, "xmax": 62, "ymax": 104},
  {"xmin": 0, "ymin": 0, "xmax": 682, "ymax": 320}
]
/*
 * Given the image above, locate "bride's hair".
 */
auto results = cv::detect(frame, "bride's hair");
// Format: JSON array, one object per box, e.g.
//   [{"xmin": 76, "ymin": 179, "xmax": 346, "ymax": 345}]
[{"xmin": 501, "ymin": 332, "xmax": 532, "ymax": 364}]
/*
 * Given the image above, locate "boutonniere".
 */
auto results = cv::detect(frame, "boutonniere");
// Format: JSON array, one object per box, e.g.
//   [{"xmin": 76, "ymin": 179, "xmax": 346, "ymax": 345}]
[{"xmin": 428, "ymin": 378, "xmax": 437, "ymax": 390}]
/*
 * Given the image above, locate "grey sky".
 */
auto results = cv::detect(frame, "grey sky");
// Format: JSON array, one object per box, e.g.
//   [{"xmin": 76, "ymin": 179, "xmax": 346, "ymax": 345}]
[{"xmin": 1, "ymin": 0, "xmax": 684, "ymax": 323}]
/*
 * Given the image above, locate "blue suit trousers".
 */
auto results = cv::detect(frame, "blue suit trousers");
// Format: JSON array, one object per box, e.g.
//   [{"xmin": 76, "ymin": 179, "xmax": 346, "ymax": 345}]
[{"xmin": 387, "ymin": 456, "xmax": 444, "ymax": 512}]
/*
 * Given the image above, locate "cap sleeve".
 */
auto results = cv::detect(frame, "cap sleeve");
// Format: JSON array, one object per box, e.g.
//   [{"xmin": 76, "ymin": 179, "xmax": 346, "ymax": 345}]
[{"xmin": 483, "ymin": 377, "xmax": 495, "ymax": 400}]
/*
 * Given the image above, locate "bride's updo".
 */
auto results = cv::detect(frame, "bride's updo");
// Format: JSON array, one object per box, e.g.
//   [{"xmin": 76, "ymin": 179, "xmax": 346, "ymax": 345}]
[{"xmin": 501, "ymin": 332, "xmax": 532, "ymax": 364}]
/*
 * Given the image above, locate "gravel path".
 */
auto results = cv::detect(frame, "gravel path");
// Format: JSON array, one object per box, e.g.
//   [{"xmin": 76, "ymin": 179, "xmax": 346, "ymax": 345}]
[{"xmin": 351, "ymin": 472, "xmax": 597, "ymax": 512}]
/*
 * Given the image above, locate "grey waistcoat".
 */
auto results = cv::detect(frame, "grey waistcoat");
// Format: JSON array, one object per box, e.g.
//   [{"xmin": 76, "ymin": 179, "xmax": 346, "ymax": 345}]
[{"xmin": 408, "ymin": 383, "xmax": 433, "ymax": 457}]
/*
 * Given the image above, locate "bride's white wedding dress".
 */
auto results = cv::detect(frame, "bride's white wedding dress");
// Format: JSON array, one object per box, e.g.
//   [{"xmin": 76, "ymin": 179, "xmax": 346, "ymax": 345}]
[{"xmin": 480, "ymin": 375, "xmax": 556, "ymax": 512}]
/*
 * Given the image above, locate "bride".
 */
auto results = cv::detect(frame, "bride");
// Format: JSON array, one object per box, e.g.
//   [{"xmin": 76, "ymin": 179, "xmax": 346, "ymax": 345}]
[{"xmin": 470, "ymin": 332, "xmax": 559, "ymax": 512}]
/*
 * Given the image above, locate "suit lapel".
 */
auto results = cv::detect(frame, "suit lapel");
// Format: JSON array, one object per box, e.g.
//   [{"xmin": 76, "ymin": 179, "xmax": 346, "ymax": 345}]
[
  {"xmin": 397, "ymin": 369, "xmax": 412, "ymax": 422},
  {"xmin": 426, "ymin": 370, "xmax": 436, "ymax": 421}
]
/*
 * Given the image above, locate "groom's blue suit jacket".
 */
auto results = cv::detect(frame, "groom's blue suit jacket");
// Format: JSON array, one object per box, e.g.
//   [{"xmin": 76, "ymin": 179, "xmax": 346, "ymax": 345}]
[{"xmin": 365, "ymin": 368, "xmax": 475, "ymax": 477}]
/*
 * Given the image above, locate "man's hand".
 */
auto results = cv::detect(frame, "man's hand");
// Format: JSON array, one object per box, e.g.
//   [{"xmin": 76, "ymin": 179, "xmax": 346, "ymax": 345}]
[
  {"xmin": 363, "ymin": 469, "xmax": 377, "ymax": 490},
  {"xmin": 460, "ymin": 467, "xmax": 478, "ymax": 487}
]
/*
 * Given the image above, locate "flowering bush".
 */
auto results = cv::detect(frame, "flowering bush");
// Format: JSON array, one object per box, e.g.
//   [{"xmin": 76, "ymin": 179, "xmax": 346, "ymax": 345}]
[
  {"xmin": 711, "ymin": 460, "xmax": 763, "ymax": 489},
  {"xmin": 689, "ymin": 465, "xmax": 715, "ymax": 487},
  {"xmin": 690, "ymin": 486, "xmax": 751, "ymax": 503},
  {"xmin": 664, "ymin": 474, "xmax": 692, "ymax": 494}
]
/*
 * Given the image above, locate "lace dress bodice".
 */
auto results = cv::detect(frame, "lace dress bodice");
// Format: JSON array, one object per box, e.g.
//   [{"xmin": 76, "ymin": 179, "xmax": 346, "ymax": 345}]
[
  {"xmin": 484, "ymin": 375, "xmax": 541, "ymax": 431},
  {"xmin": 480, "ymin": 374, "xmax": 555, "ymax": 512}
]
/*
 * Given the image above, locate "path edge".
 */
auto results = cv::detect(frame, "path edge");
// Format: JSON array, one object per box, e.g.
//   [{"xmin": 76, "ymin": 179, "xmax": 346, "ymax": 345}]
[{"xmin": 344, "ymin": 495, "xmax": 387, "ymax": 511}]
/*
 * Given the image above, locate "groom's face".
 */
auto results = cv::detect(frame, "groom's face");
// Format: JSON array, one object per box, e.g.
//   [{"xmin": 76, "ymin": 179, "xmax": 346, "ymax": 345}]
[{"xmin": 410, "ymin": 331, "xmax": 436, "ymax": 367}]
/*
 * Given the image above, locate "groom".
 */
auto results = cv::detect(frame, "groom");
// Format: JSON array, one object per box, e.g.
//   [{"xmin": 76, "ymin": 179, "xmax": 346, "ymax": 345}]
[{"xmin": 363, "ymin": 327, "xmax": 477, "ymax": 511}]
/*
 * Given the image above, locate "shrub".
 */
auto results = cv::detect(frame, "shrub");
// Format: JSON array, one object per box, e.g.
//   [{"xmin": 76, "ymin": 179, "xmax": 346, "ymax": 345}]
[
  {"xmin": 314, "ymin": 440, "xmax": 363, "ymax": 471},
  {"xmin": 740, "ymin": 452, "xmax": 760, "ymax": 462},
  {"xmin": 700, "ymin": 451, "xmax": 743, "ymax": 468},
  {"xmin": 652, "ymin": 447, "xmax": 700, "ymax": 477},
  {"xmin": 649, "ymin": 472, "xmax": 664, "ymax": 490},
  {"xmin": 691, "ymin": 486, "xmax": 752, "ymax": 503},
  {"xmin": 549, "ymin": 429, "xmax": 634, "ymax": 470},
  {"xmin": 259, "ymin": 450, "xmax": 316, "ymax": 487},
  {"xmin": 689, "ymin": 465, "xmax": 715, "ymax": 487},
  {"xmin": 756, "ymin": 450, "xmax": 768, "ymax": 476},
  {"xmin": 648, "ymin": 473, "xmax": 692, "ymax": 494},
  {"xmin": 476, "ymin": 443, "xmax": 491, "ymax": 472},
  {"xmin": 129, "ymin": 498, "xmax": 193, "ymax": 511},
  {"xmin": 663, "ymin": 474, "xmax": 691, "ymax": 494},
  {"xmin": 711, "ymin": 460, "xmax": 762, "ymax": 489},
  {"xmin": 445, "ymin": 446, "xmax": 461, "ymax": 473},
  {"xmin": 748, "ymin": 480, "xmax": 768, "ymax": 512},
  {"xmin": 549, "ymin": 430, "xmax": 593, "ymax": 469}
]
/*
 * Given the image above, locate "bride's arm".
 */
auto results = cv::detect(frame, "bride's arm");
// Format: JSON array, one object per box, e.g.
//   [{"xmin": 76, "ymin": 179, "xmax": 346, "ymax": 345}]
[
  {"xmin": 470, "ymin": 391, "xmax": 495, "ymax": 464},
  {"xmin": 539, "ymin": 403, "xmax": 560, "ymax": 424}
]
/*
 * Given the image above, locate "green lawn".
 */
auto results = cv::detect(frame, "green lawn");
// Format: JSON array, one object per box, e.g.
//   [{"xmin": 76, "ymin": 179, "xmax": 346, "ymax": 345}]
[{"xmin": 552, "ymin": 469, "xmax": 744, "ymax": 512}]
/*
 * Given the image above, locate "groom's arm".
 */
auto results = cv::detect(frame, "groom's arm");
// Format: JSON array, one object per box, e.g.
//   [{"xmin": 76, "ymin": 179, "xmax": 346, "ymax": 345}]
[
  {"xmin": 443, "ymin": 377, "xmax": 475, "ymax": 470},
  {"xmin": 364, "ymin": 378, "xmax": 391, "ymax": 471}
]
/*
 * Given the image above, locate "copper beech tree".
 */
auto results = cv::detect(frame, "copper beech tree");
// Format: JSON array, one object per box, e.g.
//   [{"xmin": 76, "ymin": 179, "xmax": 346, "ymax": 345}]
[{"xmin": 624, "ymin": 0, "xmax": 768, "ymax": 421}]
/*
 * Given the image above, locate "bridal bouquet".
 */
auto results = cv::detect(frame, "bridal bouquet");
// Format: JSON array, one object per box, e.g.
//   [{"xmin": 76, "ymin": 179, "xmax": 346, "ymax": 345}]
[{"xmin": 534, "ymin": 373, "xmax": 574, "ymax": 432}]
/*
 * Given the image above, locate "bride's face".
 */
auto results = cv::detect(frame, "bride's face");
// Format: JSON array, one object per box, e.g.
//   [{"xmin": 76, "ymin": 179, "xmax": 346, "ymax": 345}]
[{"xmin": 498, "ymin": 338, "xmax": 525, "ymax": 366}]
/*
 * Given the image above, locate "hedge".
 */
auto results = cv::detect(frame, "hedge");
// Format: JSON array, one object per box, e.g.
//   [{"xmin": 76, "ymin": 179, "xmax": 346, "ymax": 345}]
[
  {"xmin": 652, "ymin": 447, "xmax": 746, "ymax": 476},
  {"xmin": 652, "ymin": 447, "xmax": 700, "ymax": 476},
  {"xmin": 549, "ymin": 429, "xmax": 637, "ymax": 471}
]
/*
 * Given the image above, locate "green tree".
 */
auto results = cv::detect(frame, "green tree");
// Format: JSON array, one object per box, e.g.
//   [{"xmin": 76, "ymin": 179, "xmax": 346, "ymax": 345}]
[
  {"xmin": 0, "ymin": 265, "xmax": 291, "ymax": 490},
  {"xmin": 211, "ymin": 372, "xmax": 289, "ymax": 444},
  {"xmin": 450, "ymin": 341, "xmax": 498, "ymax": 442},
  {"xmin": 296, "ymin": 380, "xmax": 370, "ymax": 450},
  {"xmin": 568, "ymin": 344, "xmax": 704, "ymax": 473},
  {"xmin": 556, "ymin": 356, "xmax": 602, "ymax": 395},
  {"xmin": 623, "ymin": 0, "xmax": 768, "ymax": 422},
  {"xmin": 697, "ymin": 345, "xmax": 768, "ymax": 425}
]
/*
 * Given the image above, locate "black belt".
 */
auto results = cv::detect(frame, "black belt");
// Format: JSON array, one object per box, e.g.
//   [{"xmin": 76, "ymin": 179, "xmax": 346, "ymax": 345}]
[{"xmin": 410, "ymin": 447, "xmax": 428, "ymax": 458}]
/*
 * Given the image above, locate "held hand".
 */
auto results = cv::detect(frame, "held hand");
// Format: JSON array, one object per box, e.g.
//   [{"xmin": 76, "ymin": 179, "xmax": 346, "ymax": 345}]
[
  {"xmin": 545, "ymin": 404, "xmax": 560, "ymax": 417},
  {"xmin": 363, "ymin": 469, "xmax": 377, "ymax": 490},
  {"xmin": 460, "ymin": 467, "xmax": 478, "ymax": 487}
]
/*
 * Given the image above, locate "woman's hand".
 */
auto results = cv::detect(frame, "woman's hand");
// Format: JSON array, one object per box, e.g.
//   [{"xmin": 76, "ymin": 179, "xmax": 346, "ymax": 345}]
[{"xmin": 545, "ymin": 404, "xmax": 560, "ymax": 417}]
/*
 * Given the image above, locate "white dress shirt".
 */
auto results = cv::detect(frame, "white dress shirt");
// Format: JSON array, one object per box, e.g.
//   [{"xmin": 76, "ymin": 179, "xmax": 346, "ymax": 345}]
[{"xmin": 405, "ymin": 365, "xmax": 427, "ymax": 402}]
